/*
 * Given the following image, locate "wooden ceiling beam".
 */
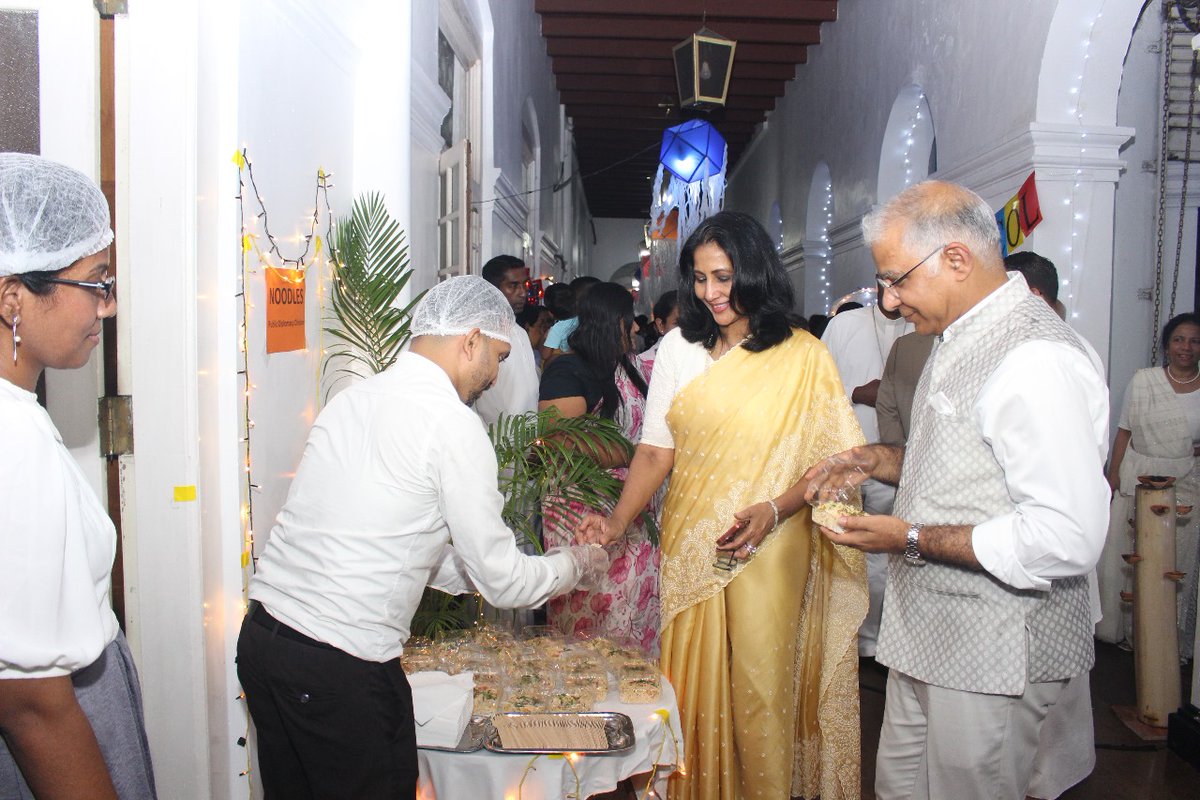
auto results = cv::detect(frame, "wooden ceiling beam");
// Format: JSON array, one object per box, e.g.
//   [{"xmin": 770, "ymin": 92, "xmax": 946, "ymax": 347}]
[
  {"xmin": 546, "ymin": 37, "xmax": 808, "ymax": 64},
  {"xmin": 540, "ymin": 17, "xmax": 820, "ymax": 45},
  {"xmin": 561, "ymin": 90, "xmax": 775, "ymax": 110},
  {"xmin": 570, "ymin": 102, "xmax": 762, "ymax": 118},
  {"xmin": 551, "ymin": 56, "xmax": 796, "ymax": 81},
  {"xmin": 534, "ymin": 0, "xmax": 837, "ymax": 22},
  {"xmin": 556, "ymin": 73, "xmax": 784, "ymax": 96}
]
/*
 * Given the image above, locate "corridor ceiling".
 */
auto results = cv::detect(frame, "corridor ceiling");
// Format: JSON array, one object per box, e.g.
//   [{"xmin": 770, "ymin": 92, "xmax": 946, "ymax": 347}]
[{"xmin": 535, "ymin": 0, "xmax": 840, "ymax": 219}]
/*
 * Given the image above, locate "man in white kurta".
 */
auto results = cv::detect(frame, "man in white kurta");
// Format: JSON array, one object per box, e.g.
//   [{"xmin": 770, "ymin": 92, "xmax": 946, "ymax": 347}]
[
  {"xmin": 237, "ymin": 277, "xmax": 604, "ymax": 799},
  {"xmin": 806, "ymin": 182, "xmax": 1109, "ymax": 800},
  {"xmin": 822, "ymin": 303, "xmax": 912, "ymax": 655},
  {"xmin": 475, "ymin": 255, "xmax": 538, "ymax": 426}
]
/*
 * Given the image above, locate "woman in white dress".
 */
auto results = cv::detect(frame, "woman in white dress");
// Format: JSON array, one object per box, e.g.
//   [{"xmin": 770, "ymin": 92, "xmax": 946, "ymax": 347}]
[
  {"xmin": 0, "ymin": 154, "xmax": 156, "ymax": 798},
  {"xmin": 1098, "ymin": 312, "xmax": 1200, "ymax": 662}
]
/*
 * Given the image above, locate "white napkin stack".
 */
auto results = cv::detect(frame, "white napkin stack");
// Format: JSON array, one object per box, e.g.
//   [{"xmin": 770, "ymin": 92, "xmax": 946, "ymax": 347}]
[{"xmin": 409, "ymin": 671, "xmax": 475, "ymax": 748}]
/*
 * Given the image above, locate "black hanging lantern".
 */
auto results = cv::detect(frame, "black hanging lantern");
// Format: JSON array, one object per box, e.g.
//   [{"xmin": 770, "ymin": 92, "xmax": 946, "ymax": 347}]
[{"xmin": 672, "ymin": 28, "xmax": 736, "ymax": 110}]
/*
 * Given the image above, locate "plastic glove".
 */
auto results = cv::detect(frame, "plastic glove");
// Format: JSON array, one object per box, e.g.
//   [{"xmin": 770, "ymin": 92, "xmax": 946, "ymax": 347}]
[{"xmin": 546, "ymin": 544, "xmax": 611, "ymax": 594}]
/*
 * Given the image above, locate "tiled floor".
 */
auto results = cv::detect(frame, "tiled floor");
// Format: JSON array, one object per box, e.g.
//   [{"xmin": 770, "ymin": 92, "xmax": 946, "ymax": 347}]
[
  {"xmin": 859, "ymin": 642, "xmax": 1200, "ymax": 800},
  {"xmin": 596, "ymin": 642, "xmax": 1200, "ymax": 799}
]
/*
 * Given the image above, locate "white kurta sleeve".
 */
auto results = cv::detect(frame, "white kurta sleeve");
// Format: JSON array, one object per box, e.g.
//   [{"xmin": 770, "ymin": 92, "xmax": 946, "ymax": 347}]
[
  {"xmin": 971, "ymin": 341, "xmax": 1111, "ymax": 591},
  {"xmin": 431, "ymin": 417, "xmax": 577, "ymax": 607}
]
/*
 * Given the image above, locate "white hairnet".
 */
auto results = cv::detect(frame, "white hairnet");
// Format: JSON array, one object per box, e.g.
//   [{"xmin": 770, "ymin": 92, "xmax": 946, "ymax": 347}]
[
  {"xmin": 0, "ymin": 153, "xmax": 113, "ymax": 277},
  {"xmin": 410, "ymin": 275, "xmax": 514, "ymax": 344}
]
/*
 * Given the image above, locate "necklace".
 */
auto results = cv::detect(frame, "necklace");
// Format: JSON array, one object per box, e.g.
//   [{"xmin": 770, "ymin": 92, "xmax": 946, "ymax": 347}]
[{"xmin": 1166, "ymin": 365, "xmax": 1200, "ymax": 384}]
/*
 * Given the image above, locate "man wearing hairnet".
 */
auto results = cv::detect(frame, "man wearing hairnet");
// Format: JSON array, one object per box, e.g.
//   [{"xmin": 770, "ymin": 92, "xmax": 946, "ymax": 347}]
[{"xmin": 236, "ymin": 276, "xmax": 607, "ymax": 798}]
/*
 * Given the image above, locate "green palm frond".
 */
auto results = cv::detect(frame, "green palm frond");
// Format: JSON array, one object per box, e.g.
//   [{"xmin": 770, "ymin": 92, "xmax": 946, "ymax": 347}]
[
  {"xmin": 324, "ymin": 192, "xmax": 423, "ymax": 384},
  {"xmin": 491, "ymin": 408, "xmax": 658, "ymax": 551}
]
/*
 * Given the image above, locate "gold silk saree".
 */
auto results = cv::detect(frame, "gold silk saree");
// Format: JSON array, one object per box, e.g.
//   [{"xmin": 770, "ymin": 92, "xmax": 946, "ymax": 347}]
[{"xmin": 659, "ymin": 329, "xmax": 867, "ymax": 800}]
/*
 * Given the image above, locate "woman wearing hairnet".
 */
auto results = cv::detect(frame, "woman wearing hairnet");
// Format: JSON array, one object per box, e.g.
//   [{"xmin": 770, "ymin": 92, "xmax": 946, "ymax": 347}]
[{"xmin": 0, "ymin": 154, "xmax": 156, "ymax": 798}]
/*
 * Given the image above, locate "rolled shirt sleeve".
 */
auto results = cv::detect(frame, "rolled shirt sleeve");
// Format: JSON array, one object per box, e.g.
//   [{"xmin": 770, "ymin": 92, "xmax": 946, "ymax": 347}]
[
  {"xmin": 431, "ymin": 420, "xmax": 577, "ymax": 607},
  {"xmin": 970, "ymin": 340, "xmax": 1111, "ymax": 591}
]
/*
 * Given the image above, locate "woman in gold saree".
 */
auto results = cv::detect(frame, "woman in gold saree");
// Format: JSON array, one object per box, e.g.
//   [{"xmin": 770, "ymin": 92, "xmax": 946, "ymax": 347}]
[{"xmin": 579, "ymin": 211, "xmax": 867, "ymax": 799}]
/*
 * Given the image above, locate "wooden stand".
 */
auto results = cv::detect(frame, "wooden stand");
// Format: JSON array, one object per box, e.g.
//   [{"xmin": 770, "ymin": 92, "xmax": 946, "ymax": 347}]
[{"xmin": 1124, "ymin": 478, "xmax": 1185, "ymax": 728}]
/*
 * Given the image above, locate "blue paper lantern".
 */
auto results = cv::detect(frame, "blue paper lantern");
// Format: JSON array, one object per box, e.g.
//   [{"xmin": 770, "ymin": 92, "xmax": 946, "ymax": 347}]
[{"xmin": 659, "ymin": 120, "xmax": 726, "ymax": 183}]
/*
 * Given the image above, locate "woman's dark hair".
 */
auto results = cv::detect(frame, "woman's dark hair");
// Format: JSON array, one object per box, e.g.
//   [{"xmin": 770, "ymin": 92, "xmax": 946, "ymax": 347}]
[
  {"xmin": 652, "ymin": 290, "xmax": 678, "ymax": 324},
  {"xmin": 676, "ymin": 210, "xmax": 800, "ymax": 352},
  {"xmin": 544, "ymin": 282, "xmax": 575, "ymax": 320},
  {"xmin": 1162, "ymin": 312, "xmax": 1200, "ymax": 352},
  {"xmin": 567, "ymin": 281, "xmax": 647, "ymax": 418},
  {"xmin": 13, "ymin": 268, "xmax": 64, "ymax": 298}
]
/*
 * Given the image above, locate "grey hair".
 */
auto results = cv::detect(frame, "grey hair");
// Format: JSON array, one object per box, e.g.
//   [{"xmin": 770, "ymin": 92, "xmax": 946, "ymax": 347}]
[{"xmin": 861, "ymin": 181, "xmax": 1001, "ymax": 272}]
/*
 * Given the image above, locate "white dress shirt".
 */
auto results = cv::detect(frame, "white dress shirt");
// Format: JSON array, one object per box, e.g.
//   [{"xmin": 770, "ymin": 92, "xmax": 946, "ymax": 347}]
[
  {"xmin": 474, "ymin": 326, "xmax": 539, "ymax": 426},
  {"xmin": 0, "ymin": 378, "xmax": 118, "ymax": 677},
  {"xmin": 945, "ymin": 286, "xmax": 1111, "ymax": 594},
  {"xmin": 249, "ymin": 351, "xmax": 576, "ymax": 663}
]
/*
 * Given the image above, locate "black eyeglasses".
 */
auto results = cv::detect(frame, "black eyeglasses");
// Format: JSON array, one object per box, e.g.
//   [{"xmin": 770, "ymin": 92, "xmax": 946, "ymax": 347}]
[
  {"xmin": 876, "ymin": 244, "xmax": 946, "ymax": 292},
  {"xmin": 44, "ymin": 276, "xmax": 116, "ymax": 301}
]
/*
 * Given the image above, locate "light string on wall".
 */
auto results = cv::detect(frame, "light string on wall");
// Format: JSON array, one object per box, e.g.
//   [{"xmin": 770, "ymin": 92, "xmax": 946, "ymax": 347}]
[
  {"xmin": 901, "ymin": 92, "xmax": 927, "ymax": 188},
  {"xmin": 1061, "ymin": 7, "xmax": 1103, "ymax": 323},
  {"xmin": 232, "ymin": 148, "xmax": 335, "ymax": 783},
  {"xmin": 820, "ymin": 178, "xmax": 833, "ymax": 312}
]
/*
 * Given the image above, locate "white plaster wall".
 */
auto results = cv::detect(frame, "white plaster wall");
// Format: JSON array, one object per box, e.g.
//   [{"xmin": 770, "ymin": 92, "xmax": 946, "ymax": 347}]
[
  {"xmin": 726, "ymin": 0, "xmax": 1058, "ymax": 311},
  {"xmin": 7, "ymin": 0, "xmax": 108, "ymax": 504},
  {"xmin": 487, "ymin": 0, "xmax": 591, "ymax": 276},
  {"xmin": 1111, "ymin": 2, "xmax": 1192, "ymax": 429},
  {"xmin": 235, "ymin": 0, "xmax": 358, "ymax": 549},
  {"xmin": 591, "ymin": 217, "xmax": 645, "ymax": 280}
]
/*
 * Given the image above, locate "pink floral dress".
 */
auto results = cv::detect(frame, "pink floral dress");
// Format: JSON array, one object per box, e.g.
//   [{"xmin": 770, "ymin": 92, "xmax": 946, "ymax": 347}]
[{"xmin": 544, "ymin": 353, "xmax": 663, "ymax": 656}]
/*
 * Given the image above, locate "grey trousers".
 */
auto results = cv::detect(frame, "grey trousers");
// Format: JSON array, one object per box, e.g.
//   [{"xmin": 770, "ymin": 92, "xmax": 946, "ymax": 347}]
[
  {"xmin": 875, "ymin": 668, "xmax": 1067, "ymax": 800},
  {"xmin": 0, "ymin": 633, "xmax": 157, "ymax": 799}
]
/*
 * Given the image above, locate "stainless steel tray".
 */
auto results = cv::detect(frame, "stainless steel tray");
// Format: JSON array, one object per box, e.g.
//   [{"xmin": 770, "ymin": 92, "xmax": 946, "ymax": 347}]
[
  {"xmin": 483, "ymin": 711, "xmax": 635, "ymax": 755},
  {"xmin": 417, "ymin": 715, "xmax": 488, "ymax": 753}
]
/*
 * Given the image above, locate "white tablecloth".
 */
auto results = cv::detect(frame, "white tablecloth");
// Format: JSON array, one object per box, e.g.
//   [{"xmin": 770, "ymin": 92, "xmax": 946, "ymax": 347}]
[{"xmin": 416, "ymin": 678, "xmax": 685, "ymax": 800}]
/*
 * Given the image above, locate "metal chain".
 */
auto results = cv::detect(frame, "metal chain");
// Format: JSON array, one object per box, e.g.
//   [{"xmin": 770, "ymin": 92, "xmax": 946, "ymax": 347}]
[
  {"xmin": 1152, "ymin": 22, "xmax": 1174, "ymax": 364},
  {"xmin": 1168, "ymin": 45, "xmax": 1199, "ymax": 333}
]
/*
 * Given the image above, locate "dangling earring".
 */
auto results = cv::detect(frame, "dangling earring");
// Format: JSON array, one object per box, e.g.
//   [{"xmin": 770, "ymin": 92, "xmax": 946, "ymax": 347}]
[{"xmin": 11, "ymin": 314, "xmax": 20, "ymax": 365}]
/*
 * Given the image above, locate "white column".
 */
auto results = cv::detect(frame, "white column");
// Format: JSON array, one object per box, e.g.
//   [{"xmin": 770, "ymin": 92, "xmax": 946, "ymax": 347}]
[{"xmin": 122, "ymin": 1, "xmax": 215, "ymax": 797}]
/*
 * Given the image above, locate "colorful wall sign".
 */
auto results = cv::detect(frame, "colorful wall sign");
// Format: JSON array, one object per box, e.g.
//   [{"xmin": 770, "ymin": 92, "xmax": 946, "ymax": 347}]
[
  {"xmin": 265, "ymin": 267, "xmax": 307, "ymax": 353},
  {"xmin": 996, "ymin": 172, "xmax": 1044, "ymax": 257}
]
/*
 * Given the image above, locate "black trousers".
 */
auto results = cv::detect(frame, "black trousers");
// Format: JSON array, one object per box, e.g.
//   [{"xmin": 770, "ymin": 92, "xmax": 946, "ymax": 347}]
[{"xmin": 236, "ymin": 603, "xmax": 418, "ymax": 800}]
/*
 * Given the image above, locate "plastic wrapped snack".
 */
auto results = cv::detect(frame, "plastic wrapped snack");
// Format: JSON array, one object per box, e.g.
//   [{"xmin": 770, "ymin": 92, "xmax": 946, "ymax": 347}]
[
  {"xmin": 618, "ymin": 660, "xmax": 656, "ymax": 680},
  {"xmin": 400, "ymin": 652, "xmax": 438, "ymax": 675},
  {"xmin": 810, "ymin": 467, "xmax": 866, "ymax": 534},
  {"xmin": 564, "ymin": 672, "xmax": 609, "ymax": 705},
  {"xmin": 547, "ymin": 690, "xmax": 591, "ymax": 712},
  {"xmin": 473, "ymin": 683, "xmax": 502, "ymax": 715},
  {"xmin": 511, "ymin": 670, "xmax": 553, "ymax": 693},
  {"xmin": 810, "ymin": 500, "xmax": 863, "ymax": 534},
  {"xmin": 618, "ymin": 674, "xmax": 661, "ymax": 704},
  {"xmin": 502, "ymin": 690, "xmax": 547, "ymax": 713}
]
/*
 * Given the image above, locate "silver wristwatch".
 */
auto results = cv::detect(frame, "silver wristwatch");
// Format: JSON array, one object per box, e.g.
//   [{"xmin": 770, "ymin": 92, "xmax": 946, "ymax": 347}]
[{"xmin": 904, "ymin": 522, "xmax": 926, "ymax": 567}]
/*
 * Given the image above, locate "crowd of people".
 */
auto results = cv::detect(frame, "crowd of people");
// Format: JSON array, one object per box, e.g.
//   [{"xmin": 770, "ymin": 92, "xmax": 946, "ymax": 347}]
[{"xmin": 5, "ymin": 151, "xmax": 1199, "ymax": 800}]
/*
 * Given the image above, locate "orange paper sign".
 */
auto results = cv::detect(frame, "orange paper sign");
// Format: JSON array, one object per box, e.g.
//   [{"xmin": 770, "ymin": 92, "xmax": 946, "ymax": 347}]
[{"xmin": 265, "ymin": 267, "xmax": 306, "ymax": 353}]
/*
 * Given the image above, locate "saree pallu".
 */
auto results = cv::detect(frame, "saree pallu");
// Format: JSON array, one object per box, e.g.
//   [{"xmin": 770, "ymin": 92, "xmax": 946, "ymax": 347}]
[{"xmin": 658, "ymin": 330, "xmax": 867, "ymax": 800}]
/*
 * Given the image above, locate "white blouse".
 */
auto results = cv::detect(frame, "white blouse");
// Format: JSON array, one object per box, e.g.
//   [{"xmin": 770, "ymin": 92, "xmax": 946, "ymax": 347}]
[
  {"xmin": 0, "ymin": 378, "xmax": 119, "ymax": 678},
  {"xmin": 639, "ymin": 328, "xmax": 718, "ymax": 449}
]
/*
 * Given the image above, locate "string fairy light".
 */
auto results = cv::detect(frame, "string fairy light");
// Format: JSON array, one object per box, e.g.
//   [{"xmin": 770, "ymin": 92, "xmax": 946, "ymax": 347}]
[
  {"xmin": 1061, "ymin": 8, "xmax": 1104, "ymax": 322},
  {"xmin": 233, "ymin": 148, "xmax": 335, "ymax": 588},
  {"xmin": 819, "ymin": 177, "xmax": 834, "ymax": 311},
  {"xmin": 900, "ymin": 91, "xmax": 927, "ymax": 188},
  {"xmin": 233, "ymin": 149, "xmax": 335, "ymax": 787}
]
